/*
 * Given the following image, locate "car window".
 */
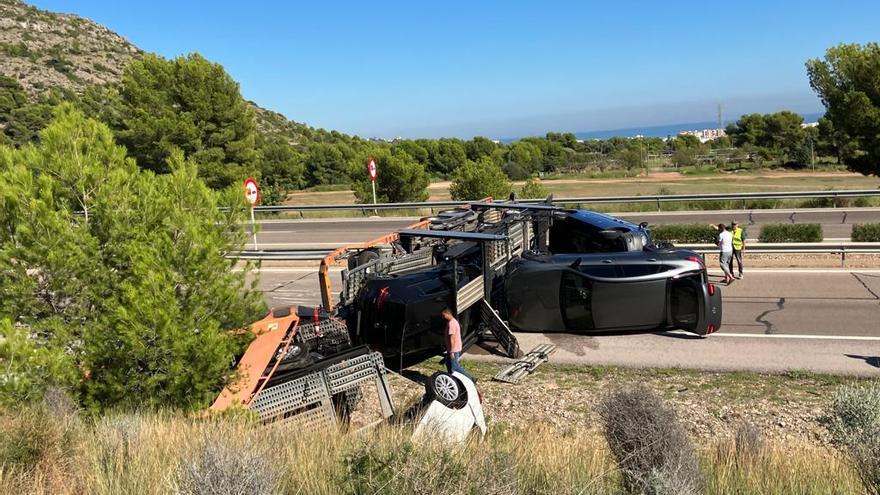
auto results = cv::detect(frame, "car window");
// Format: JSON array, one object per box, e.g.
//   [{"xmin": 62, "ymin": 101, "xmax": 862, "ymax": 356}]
[
  {"xmin": 550, "ymin": 218, "xmax": 625, "ymax": 253},
  {"xmin": 579, "ymin": 264, "xmax": 619, "ymax": 278},
  {"xmin": 671, "ymin": 275, "xmax": 701, "ymax": 331},
  {"xmin": 560, "ymin": 272, "xmax": 594, "ymax": 330},
  {"xmin": 619, "ymin": 263, "xmax": 665, "ymax": 277}
]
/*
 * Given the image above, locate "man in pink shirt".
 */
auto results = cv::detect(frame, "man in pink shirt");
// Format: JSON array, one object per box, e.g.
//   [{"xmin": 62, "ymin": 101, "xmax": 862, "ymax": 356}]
[{"xmin": 441, "ymin": 308, "xmax": 475, "ymax": 382}]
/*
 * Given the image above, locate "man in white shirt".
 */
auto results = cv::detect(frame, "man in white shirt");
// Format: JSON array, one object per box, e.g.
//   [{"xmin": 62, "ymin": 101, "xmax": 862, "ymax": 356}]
[{"xmin": 717, "ymin": 223, "xmax": 734, "ymax": 284}]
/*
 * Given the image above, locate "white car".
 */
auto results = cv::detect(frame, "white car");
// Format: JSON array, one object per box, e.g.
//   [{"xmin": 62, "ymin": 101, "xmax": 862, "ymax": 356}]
[{"xmin": 412, "ymin": 371, "xmax": 487, "ymax": 443}]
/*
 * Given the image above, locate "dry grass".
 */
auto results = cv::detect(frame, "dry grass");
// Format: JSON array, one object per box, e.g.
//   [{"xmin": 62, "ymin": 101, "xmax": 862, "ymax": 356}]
[{"xmin": 0, "ymin": 401, "xmax": 865, "ymax": 495}]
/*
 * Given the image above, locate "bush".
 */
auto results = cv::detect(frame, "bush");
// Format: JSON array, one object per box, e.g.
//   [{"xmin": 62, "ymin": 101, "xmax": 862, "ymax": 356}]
[
  {"xmin": 852, "ymin": 223, "xmax": 880, "ymax": 242},
  {"xmin": 827, "ymin": 383, "xmax": 880, "ymax": 494},
  {"xmin": 519, "ymin": 178, "xmax": 549, "ymax": 200},
  {"xmin": 502, "ymin": 162, "xmax": 529, "ymax": 180},
  {"xmin": 651, "ymin": 224, "xmax": 718, "ymax": 244},
  {"xmin": 759, "ymin": 223, "xmax": 823, "ymax": 242},
  {"xmin": 599, "ymin": 386, "xmax": 702, "ymax": 495},
  {"xmin": 174, "ymin": 431, "xmax": 281, "ymax": 495},
  {"xmin": 449, "ymin": 157, "xmax": 512, "ymax": 201}
]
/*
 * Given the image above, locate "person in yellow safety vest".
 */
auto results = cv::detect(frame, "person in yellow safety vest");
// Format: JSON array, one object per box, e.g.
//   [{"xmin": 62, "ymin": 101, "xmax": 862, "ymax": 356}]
[{"xmin": 729, "ymin": 221, "xmax": 745, "ymax": 279}]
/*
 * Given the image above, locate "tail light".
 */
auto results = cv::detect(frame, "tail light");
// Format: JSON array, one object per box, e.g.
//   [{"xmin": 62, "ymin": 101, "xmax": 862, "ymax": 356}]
[
  {"xmin": 376, "ymin": 286, "xmax": 390, "ymax": 310},
  {"xmin": 708, "ymin": 283, "xmax": 715, "ymax": 296},
  {"xmin": 686, "ymin": 256, "xmax": 704, "ymax": 268},
  {"xmin": 707, "ymin": 324, "xmax": 716, "ymax": 334}
]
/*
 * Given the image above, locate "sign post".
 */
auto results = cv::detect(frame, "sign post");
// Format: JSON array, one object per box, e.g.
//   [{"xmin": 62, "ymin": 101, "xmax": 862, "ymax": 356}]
[
  {"xmin": 243, "ymin": 178, "xmax": 260, "ymax": 250},
  {"xmin": 367, "ymin": 157, "xmax": 378, "ymax": 215}
]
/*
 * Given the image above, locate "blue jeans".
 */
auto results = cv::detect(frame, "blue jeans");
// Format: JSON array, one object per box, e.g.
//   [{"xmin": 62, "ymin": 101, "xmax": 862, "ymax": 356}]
[{"xmin": 446, "ymin": 352, "xmax": 476, "ymax": 382}]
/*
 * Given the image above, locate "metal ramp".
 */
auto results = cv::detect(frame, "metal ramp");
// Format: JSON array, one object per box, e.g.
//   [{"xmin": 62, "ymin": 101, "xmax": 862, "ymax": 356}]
[
  {"xmin": 493, "ymin": 343, "xmax": 556, "ymax": 384},
  {"xmin": 480, "ymin": 300, "xmax": 520, "ymax": 358},
  {"xmin": 249, "ymin": 348, "xmax": 394, "ymax": 428}
]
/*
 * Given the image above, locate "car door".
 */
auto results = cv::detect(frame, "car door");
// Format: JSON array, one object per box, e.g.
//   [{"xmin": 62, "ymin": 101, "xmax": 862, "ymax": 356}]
[{"xmin": 588, "ymin": 256, "xmax": 670, "ymax": 330}]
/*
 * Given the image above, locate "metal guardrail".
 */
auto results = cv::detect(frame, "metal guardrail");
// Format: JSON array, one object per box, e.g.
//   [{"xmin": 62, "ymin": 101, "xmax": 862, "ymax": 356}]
[
  {"xmin": 231, "ymin": 243, "xmax": 880, "ymax": 263},
  {"xmin": 252, "ymin": 189, "xmax": 880, "ymax": 213},
  {"xmin": 678, "ymin": 242, "xmax": 880, "ymax": 268},
  {"xmin": 232, "ymin": 249, "xmax": 332, "ymax": 260}
]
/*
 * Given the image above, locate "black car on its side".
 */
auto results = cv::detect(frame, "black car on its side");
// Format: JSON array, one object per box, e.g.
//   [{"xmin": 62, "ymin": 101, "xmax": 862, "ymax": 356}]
[
  {"xmin": 505, "ymin": 249, "xmax": 722, "ymax": 336},
  {"xmin": 355, "ymin": 207, "xmax": 721, "ymax": 369}
]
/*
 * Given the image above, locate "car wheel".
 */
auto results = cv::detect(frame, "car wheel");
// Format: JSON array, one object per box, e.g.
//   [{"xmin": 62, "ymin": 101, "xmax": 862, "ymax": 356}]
[
  {"xmin": 357, "ymin": 249, "xmax": 380, "ymax": 266},
  {"xmin": 426, "ymin": 371, "xmax": 467, "ymax": 409}
]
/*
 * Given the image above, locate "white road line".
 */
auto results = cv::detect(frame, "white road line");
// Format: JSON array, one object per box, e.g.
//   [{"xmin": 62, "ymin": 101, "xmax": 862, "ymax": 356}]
[
  {"xmin": 707, "ymin": 268, "xmax": 880, "ymax": 274},
  {"xmin": 665, "ymin": 330, "xmax": 880, "ymax": 341}
]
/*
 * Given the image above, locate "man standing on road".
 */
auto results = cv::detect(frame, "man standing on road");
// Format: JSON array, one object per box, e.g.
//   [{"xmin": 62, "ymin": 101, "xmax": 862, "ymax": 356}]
[
  {"xmin": 717, "ymin": 223, "xmax": 735, "ymax": 284},
  {"xmin": 729, "ymin": 221, "xmax": 745, "ymax": 279},
  {"xmin": 441, "ymin": 308, "xmax": 476, "ymax": 382}
]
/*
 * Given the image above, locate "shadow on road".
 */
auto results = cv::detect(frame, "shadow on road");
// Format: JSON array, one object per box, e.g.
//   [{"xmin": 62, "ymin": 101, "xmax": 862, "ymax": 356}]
[
  {"xmin": 844, "ymin": 354, "xmax": 880, "ymax": 369},
  {"xmin": 653, "ymin": 331, "xmax": 705, "ymax": 340}
]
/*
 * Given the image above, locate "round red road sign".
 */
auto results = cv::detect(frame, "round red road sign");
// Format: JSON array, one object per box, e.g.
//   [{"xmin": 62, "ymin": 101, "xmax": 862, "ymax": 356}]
[
  {"xmin": 243, "ymin": 178, "xmax": 260, "ymax": 206},
  {"xmin": 367, "ymin": 157, "xmax": 378, "ymax": 181}
]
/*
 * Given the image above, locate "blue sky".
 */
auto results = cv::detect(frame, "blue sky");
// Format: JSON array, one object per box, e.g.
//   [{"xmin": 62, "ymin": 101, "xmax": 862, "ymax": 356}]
[{"xmin": 30, "ymin": 1, "xmax": 880, "ymax": 139}]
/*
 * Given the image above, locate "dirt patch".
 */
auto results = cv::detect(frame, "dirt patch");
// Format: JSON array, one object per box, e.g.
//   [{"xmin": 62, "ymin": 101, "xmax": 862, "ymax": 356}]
[{"xmin": 388, "ymin": 363, "xmax": 871, "ymax": 448}]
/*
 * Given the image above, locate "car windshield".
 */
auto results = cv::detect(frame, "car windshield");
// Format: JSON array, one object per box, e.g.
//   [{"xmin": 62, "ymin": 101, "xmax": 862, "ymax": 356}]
[{"xmin": 549, "ymin": 217, "xmax": 626, "ymax": 253}]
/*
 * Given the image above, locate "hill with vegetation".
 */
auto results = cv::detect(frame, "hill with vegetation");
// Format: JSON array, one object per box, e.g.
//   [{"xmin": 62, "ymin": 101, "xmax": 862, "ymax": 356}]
[
  {"xmin": 2, "ymin": 0, "xmax": 877, "ymax": 207},
  {"xmin": 0, "ymin": 0, "xmax": 139, "ymax": 95}
]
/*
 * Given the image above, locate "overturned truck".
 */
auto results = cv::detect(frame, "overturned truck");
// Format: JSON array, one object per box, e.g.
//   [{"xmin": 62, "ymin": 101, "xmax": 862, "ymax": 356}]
[{"xmin": 212, "ymin": 199, "xmax": 721, "ymax": 428}]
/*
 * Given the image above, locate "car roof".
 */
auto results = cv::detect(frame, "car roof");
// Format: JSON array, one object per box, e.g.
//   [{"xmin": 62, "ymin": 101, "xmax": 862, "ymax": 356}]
[{"xmin": 566, "ymin": 210, "xmax": 640, "ymax": 231}]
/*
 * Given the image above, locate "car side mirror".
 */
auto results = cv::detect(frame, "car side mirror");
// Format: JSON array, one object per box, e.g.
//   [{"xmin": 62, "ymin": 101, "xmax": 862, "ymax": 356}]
[{"xmin": 639, "ymin": 222, "xmax": 649, "ymax": 229}]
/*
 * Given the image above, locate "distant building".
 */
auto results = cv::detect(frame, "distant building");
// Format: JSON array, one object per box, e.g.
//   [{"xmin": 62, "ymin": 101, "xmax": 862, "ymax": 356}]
[{"xmin": 679, "ymin": 128, "xmax": 726, "ymax": 143}]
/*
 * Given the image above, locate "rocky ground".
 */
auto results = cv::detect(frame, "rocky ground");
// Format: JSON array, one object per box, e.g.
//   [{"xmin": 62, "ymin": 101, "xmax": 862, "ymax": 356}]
[{"xmin": 377, "ymin": 361, "xmax": 875, "ymax": 448}]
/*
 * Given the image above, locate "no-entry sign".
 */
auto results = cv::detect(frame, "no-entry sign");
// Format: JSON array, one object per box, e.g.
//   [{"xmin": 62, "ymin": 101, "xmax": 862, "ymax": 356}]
[
  {"xmin": 244, "ymin": 178, "xmax": 260, "ymax": 206},
  {"xmin": 368, "ymin": 158, "xmax": 378, "ymax": 181}
]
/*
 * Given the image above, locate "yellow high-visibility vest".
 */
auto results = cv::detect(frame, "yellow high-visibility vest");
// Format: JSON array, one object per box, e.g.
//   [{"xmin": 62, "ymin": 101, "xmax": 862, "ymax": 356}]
[{"xmin": 732, "ymin": 227, "xmax": 744, "ymax": 250}]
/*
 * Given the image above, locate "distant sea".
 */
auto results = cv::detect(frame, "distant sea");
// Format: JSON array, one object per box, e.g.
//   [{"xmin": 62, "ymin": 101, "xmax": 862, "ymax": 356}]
[{"xmin": 504, "ymin": 111, "xmax": 824, "ymax": 142}]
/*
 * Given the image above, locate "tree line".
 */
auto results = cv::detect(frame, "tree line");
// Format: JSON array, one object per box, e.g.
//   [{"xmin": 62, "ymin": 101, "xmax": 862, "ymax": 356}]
[{"xmin": 2, "ymin": 43, "xmax": 879, "ymax": 208}]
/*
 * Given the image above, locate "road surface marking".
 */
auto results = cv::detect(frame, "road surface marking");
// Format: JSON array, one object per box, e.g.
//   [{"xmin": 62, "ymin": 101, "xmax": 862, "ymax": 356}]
[
  {"xmin": 707, "ymin": 269, "xmax": 880, "ymax": 274},
  {"xmin": 665, "ymin": 330, "xmax": 880, "ymax": 341}
]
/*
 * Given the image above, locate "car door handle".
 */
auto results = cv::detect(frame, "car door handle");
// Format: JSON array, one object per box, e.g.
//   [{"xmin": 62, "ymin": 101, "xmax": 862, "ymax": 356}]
[
  {"xmin": 646, "ymin": 258, "xmax": 657, "ymax": 262},
  {"xmin": 601, "ymin": 259, "xmax": 613, "ymax": 264}
]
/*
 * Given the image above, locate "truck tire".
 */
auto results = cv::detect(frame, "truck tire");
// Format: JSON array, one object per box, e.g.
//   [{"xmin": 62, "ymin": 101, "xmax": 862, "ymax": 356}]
[
  {"xmin": 425, "ymin": 371, "xmax": 468, "ymax": 409},
  {"xmin": 348, "ymin": 249, "xmax": 380, "ymax": 269}
]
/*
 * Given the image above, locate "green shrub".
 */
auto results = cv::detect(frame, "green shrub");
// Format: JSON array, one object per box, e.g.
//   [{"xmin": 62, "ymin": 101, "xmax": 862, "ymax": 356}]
[
  {"xmin": 827, "ymin": 383, "xmax": 880, "ymax": 495},
  {"xmin": 759, "ymin": 223, "xmax": 823, "ymax": 242},
  {"xmin": 651, "ymin": 224, "xmax": 718, "ymax": 243},
  {"xmin": 852, "ymin": 223, "xmax": 880, "ymax": 242}
]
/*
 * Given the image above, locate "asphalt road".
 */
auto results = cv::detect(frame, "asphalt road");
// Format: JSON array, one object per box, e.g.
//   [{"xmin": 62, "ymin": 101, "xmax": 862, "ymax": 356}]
[
  {"xmin": 250, "ymin": 207, "xmax": 880, "ymax": 248},
  {"xmin": 255, "ymin": 267, "xmax": 880, "ymax": 376}
]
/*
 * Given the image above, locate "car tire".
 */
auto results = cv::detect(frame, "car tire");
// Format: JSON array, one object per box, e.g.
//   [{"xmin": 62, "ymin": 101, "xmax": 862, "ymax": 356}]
[
  {"xmin": 347, "ymin": 249, "xmax": 381, "ymax": 269},
  {"xmin": 425, "ymin": 371, "xmax": 468, "ymax": 409},
  {"xmin": 357, "ymin": 249, "xmax": 380, "ymax": 266}
]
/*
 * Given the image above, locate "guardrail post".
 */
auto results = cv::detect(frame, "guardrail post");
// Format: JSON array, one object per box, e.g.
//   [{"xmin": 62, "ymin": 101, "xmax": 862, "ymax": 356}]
[
  {"xmin": 841, "ymin": 247, "xmax": 846, "ymax": 268},
  {"xmin": 656, "ymin": 198, "xmax": 661, "ymax": 212}
]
